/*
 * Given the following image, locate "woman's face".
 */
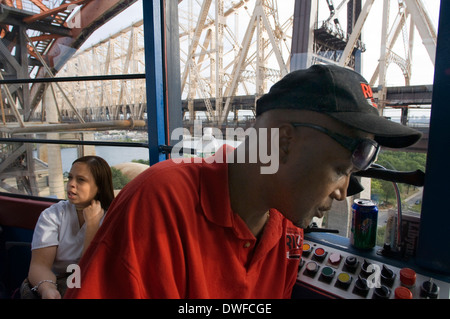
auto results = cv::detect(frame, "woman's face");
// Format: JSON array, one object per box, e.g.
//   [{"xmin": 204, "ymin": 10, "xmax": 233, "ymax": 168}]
[{"xmin": 66, "ymin": 162, "xmax": 99, "ymax": 210}]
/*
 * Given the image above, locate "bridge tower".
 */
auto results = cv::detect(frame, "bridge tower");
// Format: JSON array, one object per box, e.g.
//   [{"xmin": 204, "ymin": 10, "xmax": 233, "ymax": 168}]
[
  {"xmin": 290, "ymin": 0, "xmax": 437, "ymax": 120},
  {"xmin": 1, "ymin": 1, "xmax": 438, "ymax": 198},
  {"xmin": 0, "ymin": 0, "xmax": 137, "ymax": 196},
  {"xmin": 291, "ymin": 0, "xmax": 364, "ymax": 72}
]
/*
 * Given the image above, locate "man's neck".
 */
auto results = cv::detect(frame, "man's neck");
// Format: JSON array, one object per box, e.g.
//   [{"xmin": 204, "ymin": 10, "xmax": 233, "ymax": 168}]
[{"xmin": 227, "ymin": 161, "xmax": 270, "ymax": 238}]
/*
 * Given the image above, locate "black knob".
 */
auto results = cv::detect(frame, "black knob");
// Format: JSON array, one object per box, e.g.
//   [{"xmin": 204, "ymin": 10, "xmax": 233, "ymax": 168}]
[
  {"xmin": 353, "ymin": 276, "xmax": 370, "ymax": 297},
  {"xmin": 344, "ymin": 256, "xmax": 358, "ymax": 273},
  {"xmin": 298, "ymin": 258, "xmax": 305, "ymax": 271},
  {"xmin": 373, "ymin": 286, "xmax": 391, "ymax": 299},
  {"xmin": 360, "ymin": 259, "xmax": 375, "ymax": 278},
  {"xmin": 420, "ymin": 279, "xmax": 439, "ymax": 299},
  {"xmin": 381, "ymin": 264, "xmax": 396, "ymax": 287}
]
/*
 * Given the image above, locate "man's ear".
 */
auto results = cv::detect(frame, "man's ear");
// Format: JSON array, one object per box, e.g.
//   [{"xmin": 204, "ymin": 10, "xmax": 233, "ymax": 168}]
[{"xmin": 278, "ymin": 124, "xmax": 294, "ymax": 163}]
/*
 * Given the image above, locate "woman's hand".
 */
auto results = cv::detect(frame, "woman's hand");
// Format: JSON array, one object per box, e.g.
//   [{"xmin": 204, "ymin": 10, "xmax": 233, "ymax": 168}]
[
  {"xmin": 39, "ymin": 281, "xmax": 61, "ymax": 299},
  {"xmin": 82, "ymin": 200, "xmax": 104, "ymax": 228},
  {"xmin": 82, "ymin": 200, "xmax": 105, "ymax": 254}
]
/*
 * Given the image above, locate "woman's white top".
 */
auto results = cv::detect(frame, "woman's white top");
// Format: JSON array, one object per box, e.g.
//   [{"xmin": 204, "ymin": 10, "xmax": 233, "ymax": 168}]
[{"xmin": 31, "ymin": 200, "xmax": 96, "ymax": 275}]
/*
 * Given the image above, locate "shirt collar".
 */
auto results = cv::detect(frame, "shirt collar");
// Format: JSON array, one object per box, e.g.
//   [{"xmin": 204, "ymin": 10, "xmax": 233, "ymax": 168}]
[
  {"xmin": 199, "ymin": 145, "xmax": 235, "ymax": 228},
  {"xmin": 199, "ymin": 146, "xmax": 287, "ymax": 255}
]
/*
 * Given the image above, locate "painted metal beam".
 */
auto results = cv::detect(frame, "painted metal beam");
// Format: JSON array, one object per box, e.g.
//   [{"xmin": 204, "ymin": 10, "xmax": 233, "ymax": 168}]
[
  {"xmin": 28, "ymin": 0, "xmax": 138, "ymax": 116},
  {"xmin": 416, "ymin": 0, "xmax": 450, "ymax": 275},
  {"xmin": 143, "ymin": 0, "xmax": 167, "ymax": 165},
  {"xmin": 404, "ymin": 0, "xmax": 437, "ymax": 64},
  {"xmin": 338, "ymin": 0, "xmax": 374, "ymax": 67},
  {"xmin": 22, "ymin": 0, "xmax": 92, "ymax": 24}
]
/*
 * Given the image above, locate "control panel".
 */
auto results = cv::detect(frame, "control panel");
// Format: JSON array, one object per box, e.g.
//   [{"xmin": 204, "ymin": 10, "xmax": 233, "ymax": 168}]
[{"xmin": 296, "ymin": 240, "xmax": 450, "ymax": 299}]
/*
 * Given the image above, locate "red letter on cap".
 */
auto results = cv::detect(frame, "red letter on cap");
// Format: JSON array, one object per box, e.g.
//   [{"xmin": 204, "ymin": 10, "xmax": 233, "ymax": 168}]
[
  {"xmin": 360, "ymin": 83, "xmax": 373, "ymax": 99},
  {"xmin": 360, "ymin": 83, "xmax": 378, "ymax": 109}
]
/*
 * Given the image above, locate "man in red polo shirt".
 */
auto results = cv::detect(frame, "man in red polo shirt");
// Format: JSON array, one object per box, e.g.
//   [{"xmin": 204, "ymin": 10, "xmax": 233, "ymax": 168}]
[{"xmin": 65, "ymin": 65, "xmax": 421, "ymax": 299}]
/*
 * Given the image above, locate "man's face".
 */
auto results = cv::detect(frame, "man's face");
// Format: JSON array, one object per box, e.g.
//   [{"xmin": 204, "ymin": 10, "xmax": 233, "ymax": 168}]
[{"xmin": 270, "ymin": 111, "xmax": 374, "ymax": 229}]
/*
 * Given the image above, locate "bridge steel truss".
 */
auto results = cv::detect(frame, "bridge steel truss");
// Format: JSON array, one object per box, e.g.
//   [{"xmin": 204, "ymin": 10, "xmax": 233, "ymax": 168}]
[
  {"xmin": 53, "ymin": 20, "xmax": 147, "ymax": 123},
  {"xmin": 0, "ymin": 0, "xmax": 138, "ymax": 124},
  {"xmin": 0, "ymin": 0, "xmax": 439, "ymax": 197},
  {"xmin": 0, "ymin": 0, "xmax": 137, "ymax": 196},
  {"xmin": 26, "ymin": 0, "xmax": 438, "ymax": 127}
]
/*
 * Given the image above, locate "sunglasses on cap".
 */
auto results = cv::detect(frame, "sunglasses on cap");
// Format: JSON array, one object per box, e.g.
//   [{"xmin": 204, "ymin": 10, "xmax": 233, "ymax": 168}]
[{"xmin": 291, "ymin": 123, "xmax": 380, "ymax": 171}]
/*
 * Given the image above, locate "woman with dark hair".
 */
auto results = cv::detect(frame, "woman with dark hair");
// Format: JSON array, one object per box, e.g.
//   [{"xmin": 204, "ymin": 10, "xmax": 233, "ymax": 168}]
[{"xmin": 23, "ymin": 156, "xmax": 114, "ymax": 299}]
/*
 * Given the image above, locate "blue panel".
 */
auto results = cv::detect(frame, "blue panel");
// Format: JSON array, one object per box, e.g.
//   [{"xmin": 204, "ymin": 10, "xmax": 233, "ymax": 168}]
[
  {"xmin": 142, "ymin": 1, "xmax": 167, "ymax": 165},
  {"xmin": 416, "ymin": 0, "xmax": 450, "ymax": 274}
]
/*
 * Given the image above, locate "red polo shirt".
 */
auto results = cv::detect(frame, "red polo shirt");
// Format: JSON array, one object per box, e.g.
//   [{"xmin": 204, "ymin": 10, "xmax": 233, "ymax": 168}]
[{"xmin": 65, "ymin": 148, "xmax": 303, "ymax": 299}]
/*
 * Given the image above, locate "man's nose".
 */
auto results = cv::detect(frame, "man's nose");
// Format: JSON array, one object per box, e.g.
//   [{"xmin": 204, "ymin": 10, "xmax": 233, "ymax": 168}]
[{"xmin": 331, "ymin": 175, "xmax": 350, "ymax": 201}]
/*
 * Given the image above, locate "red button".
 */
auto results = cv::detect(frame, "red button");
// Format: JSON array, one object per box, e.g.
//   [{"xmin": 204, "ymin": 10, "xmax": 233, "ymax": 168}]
[
  {"xmin": 395, "ymin": 286, "xmax": 413, "ymax": 299},
  {"xmin": 400, "ymin": 268, "xmax": 416, "ymax": 287},
  {"xmin": 315, "ymin": 248, "xmax": 325, "ymax": 256}
]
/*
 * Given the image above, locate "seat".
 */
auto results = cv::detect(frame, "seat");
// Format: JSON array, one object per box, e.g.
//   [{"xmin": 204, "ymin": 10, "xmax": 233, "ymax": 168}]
[{"xmin": 4, "ymin": 241, "xmax": 32, "ymax": 298}]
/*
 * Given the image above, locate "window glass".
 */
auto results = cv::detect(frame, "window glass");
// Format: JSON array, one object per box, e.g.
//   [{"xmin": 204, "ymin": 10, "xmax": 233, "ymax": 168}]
[
  {"xmin": 175, "ymin": 0, "xmax": 439, "ymax": 247},
  {"xmin": 0, "ymin": 0, "xmax": 439, "ymax": 246},
  {"xmin": 0, "ymin": 1, "xmax": 147, "ymax": 199}
]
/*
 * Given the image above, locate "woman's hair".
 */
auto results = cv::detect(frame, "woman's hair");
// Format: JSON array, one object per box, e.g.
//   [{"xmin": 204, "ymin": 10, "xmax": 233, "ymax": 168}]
[{"xmin": 72, "ymin": 156, "xmax": 114, "ymax": 210}]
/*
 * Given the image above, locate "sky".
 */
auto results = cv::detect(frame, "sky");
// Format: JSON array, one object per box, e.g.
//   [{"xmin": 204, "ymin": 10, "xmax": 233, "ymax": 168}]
[{"xmin": 79, "ymin": 1, "xmax": 143, "ymax": 50}]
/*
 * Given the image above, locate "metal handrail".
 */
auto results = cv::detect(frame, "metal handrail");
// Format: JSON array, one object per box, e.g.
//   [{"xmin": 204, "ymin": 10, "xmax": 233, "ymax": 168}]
[
  {"xmin": 0, "ymin": 137, "xmax": 149, "ymax": 149},
  {"xmin": 0, "ymin": 73, "xmax": 146, "ymax": 85}
]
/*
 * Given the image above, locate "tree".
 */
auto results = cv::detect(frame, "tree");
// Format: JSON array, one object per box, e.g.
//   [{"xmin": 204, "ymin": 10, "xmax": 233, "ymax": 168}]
[
  {"xmin": 111, "ymin": 167, "xmax": 131, "ymax": 190},
  {"xmin": 370, "ymin": 151, "xmax": 426, "ymax": 205}
]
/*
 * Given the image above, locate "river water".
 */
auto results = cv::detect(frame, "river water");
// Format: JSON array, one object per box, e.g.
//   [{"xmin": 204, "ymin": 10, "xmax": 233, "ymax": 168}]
[{"xmin": 61, "ymin": 146, "xmax": 149, "ymax": 173}]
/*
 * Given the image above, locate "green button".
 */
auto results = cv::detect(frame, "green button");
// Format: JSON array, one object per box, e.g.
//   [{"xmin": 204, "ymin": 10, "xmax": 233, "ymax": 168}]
[{"xmin": 322, "ymin": 266, "xmax": 334, "ymax": 277}]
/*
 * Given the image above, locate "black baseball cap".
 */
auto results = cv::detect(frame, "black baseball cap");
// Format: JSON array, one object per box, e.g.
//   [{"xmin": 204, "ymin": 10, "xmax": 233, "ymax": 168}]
[{"xmin": 256, "ymin": 64, "xmax": 422, "ymax": 148}]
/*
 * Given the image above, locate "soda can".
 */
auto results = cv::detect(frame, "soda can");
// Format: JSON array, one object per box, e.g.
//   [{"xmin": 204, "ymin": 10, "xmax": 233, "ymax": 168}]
[{"xmin": 350, "ymin": 199, "xmax": 378, "ymax": 249}]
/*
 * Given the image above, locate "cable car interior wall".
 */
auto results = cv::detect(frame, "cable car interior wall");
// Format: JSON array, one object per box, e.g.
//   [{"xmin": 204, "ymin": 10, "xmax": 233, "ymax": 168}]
[{"xmin": 0, "ymin": 0, "xmax": 449, "ymax": 299}]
